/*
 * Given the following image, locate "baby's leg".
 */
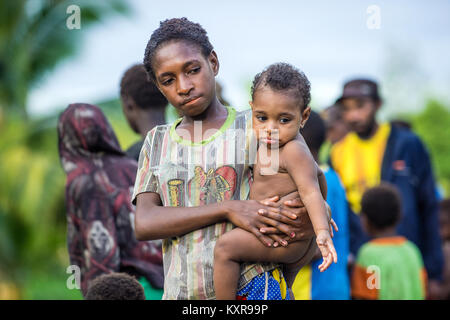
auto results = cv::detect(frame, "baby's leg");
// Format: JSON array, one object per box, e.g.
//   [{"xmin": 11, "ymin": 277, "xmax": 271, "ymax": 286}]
[
  {"xmin": 214, "ymin": 227, "xmax": 313, "ymax": 300},
  {"xmin": 283, "ymin": 236, "xmax": 317, "ymax": 290}
]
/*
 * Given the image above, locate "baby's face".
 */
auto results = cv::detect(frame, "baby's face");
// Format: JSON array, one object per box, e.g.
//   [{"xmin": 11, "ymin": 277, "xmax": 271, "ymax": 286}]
[{"xmin": 251, "ymin": 87, "xmax": 309, "ymax": 148}]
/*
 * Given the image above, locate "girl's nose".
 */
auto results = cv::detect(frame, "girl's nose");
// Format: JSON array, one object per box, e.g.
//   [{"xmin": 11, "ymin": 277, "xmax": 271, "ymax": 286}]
[{"xmin": 177, "ymin": 75, "xmax": 193, "ymax": 95}]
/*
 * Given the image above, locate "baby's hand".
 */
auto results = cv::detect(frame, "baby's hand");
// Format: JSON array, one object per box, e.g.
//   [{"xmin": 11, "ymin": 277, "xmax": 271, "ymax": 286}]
[{"xmin": 316, "ymin": 230, "xmax": 338, "ymax": 272}]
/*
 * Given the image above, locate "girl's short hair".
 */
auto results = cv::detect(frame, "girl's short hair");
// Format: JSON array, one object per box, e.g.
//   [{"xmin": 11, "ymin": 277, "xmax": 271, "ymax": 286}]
[{"xmin": 143, "ymin": 17, "xmax": 213, "ymax": 82}]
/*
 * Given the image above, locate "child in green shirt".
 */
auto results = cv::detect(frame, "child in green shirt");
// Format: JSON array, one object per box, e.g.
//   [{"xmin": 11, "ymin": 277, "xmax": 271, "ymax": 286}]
[{"xmin": 351, "ymin": 183, "xmax": 427, "ymax": 299}]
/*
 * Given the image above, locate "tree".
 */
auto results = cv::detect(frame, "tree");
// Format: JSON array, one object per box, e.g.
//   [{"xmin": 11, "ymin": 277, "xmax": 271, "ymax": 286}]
[
  {"xmin": 0, "ymin": 0, "xmax": 128, "ymax": 119},
  {"xmin": 410, "ymin": 100, "xmax": 450, "ymax": 196}
]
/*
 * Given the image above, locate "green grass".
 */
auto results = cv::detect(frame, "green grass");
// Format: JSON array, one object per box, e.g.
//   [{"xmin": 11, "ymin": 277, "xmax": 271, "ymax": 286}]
[{"xmin": 22, "ymin": 269, "xmax": 83, "ymax": 300}]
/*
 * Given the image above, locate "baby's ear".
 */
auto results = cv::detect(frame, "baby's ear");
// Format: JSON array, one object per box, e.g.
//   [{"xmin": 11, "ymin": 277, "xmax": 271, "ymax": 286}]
[
  {"xmin": 300, "ymin": 106, "xmax": 311, "ymax": 127},
  {"xmin": 249, "ymin": 101, "xmax": 254, "ymax": 108}
]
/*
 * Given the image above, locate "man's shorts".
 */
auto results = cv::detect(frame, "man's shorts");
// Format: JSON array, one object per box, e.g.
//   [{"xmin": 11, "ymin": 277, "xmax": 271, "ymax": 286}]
[{"xmin": 236, "ymin": 269, "xmax": 290, "ymax": 300}]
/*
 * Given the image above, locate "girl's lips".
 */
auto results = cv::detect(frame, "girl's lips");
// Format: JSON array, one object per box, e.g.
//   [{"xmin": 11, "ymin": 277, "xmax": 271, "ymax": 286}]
[{"xmin": 182, "ymin": 96, "xmax": 201, "ymax": 106}]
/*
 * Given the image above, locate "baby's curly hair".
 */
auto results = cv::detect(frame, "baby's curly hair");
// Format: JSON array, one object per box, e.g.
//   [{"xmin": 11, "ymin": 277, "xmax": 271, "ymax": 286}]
[
  {"xmin": 143, "ymin": 17, "xmax": 213, "ymax": 81},
  {"xmin": 251, "ymin": 63, "xmax": 311, "ymax": 110},
  {"xmin": 85, "ymin": 272, "xmax": 145, "ymax": 300},
  {"xmin": 120, "ymin": 64, "xmax": 167, "ymax": 110}
]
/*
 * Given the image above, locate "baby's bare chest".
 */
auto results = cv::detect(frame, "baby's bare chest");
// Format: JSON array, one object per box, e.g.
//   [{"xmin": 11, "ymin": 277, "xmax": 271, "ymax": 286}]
[{"xmin": 250, "ymin": 159, "xmax": 298, "ymax": 201}]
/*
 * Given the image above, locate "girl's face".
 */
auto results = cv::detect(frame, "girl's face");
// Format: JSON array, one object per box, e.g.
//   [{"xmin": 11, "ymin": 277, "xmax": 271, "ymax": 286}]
[
  {"xmin": 152, "ymin": 40, "xmax": 219, "ymax": 118},
  {"xmin": 251, "ymin": 87, "xmax": 310, "ymax": 148}
]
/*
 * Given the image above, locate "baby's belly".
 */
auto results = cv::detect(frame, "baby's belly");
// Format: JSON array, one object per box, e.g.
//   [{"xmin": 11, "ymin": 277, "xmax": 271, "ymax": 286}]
[{"xmin": 250, "ymin": 174, "xmax": 298, "ymax": 201}]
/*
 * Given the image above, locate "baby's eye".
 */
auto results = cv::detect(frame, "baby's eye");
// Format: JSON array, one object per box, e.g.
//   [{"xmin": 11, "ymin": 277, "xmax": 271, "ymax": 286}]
[
  {"xmin": 280, "ymin": 118, "xmax": 291, "ymax": 124},
  {"xmin": 256, "ymin": 115, "xmax": 267, "ymax": 121}
]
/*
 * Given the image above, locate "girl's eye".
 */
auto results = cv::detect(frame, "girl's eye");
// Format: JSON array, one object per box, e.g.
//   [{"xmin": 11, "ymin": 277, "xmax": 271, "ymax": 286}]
[
  {"xmin": 256, "ymin": 116, "xmax": 267, "ymax": 121},
  {"xmin": 162, "ymin": 78, "xmax": 174, "ymax": 86},
  {"xmin": 280, "ymin": 118, "xmax": 291, "ymax": 123}
]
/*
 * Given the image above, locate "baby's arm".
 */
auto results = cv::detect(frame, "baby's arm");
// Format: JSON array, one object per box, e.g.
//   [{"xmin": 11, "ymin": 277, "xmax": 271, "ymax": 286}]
[{"xmin": 282, "ymin": 139, "xmax": 337, "ymax": 271}]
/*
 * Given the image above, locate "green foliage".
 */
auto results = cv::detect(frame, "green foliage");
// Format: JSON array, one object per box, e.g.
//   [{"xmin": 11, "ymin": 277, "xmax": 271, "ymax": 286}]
[
  {"xmin": 0, "ymin": 0, "xmax": 129, "ymax": 118},
  {"xmin": 0, "ymin": 0, "xmax": 130, "ymax": 298},
  {"xmin": 0, "ymin": 117, "xmax": 67, "ymax": 296},
  {"xmin": 409, "ymin": 100, "xmax": 450, "ymax": 196}
]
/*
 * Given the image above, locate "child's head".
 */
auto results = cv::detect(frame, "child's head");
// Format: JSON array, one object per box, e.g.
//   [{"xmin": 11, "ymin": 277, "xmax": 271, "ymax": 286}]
[
  {"xmin": 300, "ymin": 110, "xmax": 326, "ymax": 160},
  {"xmin": 120, "ymin": 63, "xmax": 168, "ymax": 134},
  {"xmin": 143, "ymin": 18, "xmax": 218, "ymax": 118},
  {"xmin": 321, "ymin": 104, "xmax": 349, "ymax": 144},
  {"xmin": 439, "ymin": 199, "xmax": 450, "ymax": 241},
  {"xmin": 250, "ymin": 63, "xmax": 311, "ymax": 148},
  {"xmin": 360, "ymin": 183, "xmax": 402, "ymax": 236},
  {"xmin": 85, "ymin": 272, "xmax": 145, "ymax": 300}
]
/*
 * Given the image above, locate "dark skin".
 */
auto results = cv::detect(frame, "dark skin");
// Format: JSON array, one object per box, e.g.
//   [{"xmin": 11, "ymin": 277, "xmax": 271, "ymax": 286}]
[
  {"xmin": 340, "ymin": 97, "xmax": 380, "ymax": 140},
  {"xmin": 135, "ymin": 39, "xmax": 316, "ymax": 249},
  {"xmin": 120, "ymin": 95, "xmax": 166, "ymax": 138}
]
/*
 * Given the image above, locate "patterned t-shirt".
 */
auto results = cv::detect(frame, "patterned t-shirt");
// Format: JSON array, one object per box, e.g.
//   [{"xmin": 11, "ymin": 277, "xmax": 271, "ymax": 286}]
[{"xmin": 132, "ymin": 106, "xmax": 277, "ymax": 300}]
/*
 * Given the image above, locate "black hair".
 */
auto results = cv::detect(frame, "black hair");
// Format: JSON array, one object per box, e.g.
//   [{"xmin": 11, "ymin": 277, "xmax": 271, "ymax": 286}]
[
  {"xmin": 300, "ymin": 110, "xmax": 326, "ymax": 153},
  {"xmin": 143, "ymin": 17, "xmax": 214, "ymax": 81},
  {"xmin": 251, "ymin": 62, "xmax": 311, "ymax": 110},
  {"xmin": 323, "ymin": 104, "xmax": 343, "ymax": 123},
  {"xmin": 120, "ymin": 64, "xmax": 167, "ymax": 110},
  {"xmin": 361, "ymin": 183, "xmax": 402, "ymax": 230},
  {"xmin": 85, "ymin": 273, "xmax": 145, "ymax": 300}
]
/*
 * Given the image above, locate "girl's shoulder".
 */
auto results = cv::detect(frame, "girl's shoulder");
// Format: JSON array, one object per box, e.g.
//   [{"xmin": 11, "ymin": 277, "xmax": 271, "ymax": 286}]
[{"xmin": 144, "ymin": 123, "xmax": 173, "ymax": 142}]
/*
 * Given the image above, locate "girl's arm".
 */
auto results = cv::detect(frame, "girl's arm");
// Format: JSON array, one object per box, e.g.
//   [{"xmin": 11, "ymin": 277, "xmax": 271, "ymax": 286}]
[{"xmin": 134, "ymin": 191, "xmax": 301, "ymax": 246}]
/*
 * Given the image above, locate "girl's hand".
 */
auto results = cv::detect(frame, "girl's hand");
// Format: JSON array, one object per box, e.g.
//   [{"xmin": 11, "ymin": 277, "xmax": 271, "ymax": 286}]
[
  {"xmin": 316, "ymin": 230, "xmax": 338, "ymax": 272},
  {"xmin": 257, "ymin": 194, "xmax": 315, "ymax": 243},
  {"xmin": 224, "ymin": 199, "xmax": 292, "ymax": 247}
]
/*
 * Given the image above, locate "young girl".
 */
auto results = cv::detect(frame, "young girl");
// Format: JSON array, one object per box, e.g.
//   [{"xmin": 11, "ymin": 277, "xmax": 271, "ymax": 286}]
[
  {"xmin": 132, "ymin": 17, "xmax": 321, "ymax": 300},
  {"xmin": 213, "ymin": 63, "xmax": 338, "ymax": 300}
]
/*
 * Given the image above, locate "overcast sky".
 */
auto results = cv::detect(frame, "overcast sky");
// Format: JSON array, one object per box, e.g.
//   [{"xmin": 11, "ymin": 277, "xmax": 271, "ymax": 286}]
[{"xmin": 28, "ymin": 0, "xmax": 450, "ymax": 118}]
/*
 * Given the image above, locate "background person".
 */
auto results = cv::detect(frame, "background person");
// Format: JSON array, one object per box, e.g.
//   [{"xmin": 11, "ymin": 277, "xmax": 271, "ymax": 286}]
[
  {"xmin": 57, "ymin": 103, "xmax": 164, "ymax": 298},
  {"xmin": 351, "ymin": 184, "xmax": 427, "ymax": 300},
  {"xmin": 85, "ymin": 272, "xmax": 146, "ymax": 300},
  {"xmin": 120, "ymin": 63, "xmax": 168, "ymax": 161},
  {"xmin": 330, "ymin": 78, "xmax": 444, "ymax": 298}
]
